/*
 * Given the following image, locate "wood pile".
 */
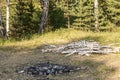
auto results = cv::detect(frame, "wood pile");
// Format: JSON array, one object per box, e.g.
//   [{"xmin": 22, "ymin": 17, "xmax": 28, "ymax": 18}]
[{"xmin": 41, "ymin": 40, "xmax": 120, "ymax": 56}]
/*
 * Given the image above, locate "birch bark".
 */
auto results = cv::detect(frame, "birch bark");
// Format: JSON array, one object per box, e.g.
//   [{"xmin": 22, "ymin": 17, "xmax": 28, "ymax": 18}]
[
  {"xmin": 94, "ymin": 0, "xmax": 99, "ymax": 31},
  {"xmin": 6, "ymin": 0, "xmax": 10, "ymax": 37}
]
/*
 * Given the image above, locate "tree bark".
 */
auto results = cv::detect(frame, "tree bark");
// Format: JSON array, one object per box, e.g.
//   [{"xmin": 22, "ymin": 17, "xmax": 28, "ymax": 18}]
[
  {"xmin": 67, "ymin": 0, "xmax": 70, "ymax": 28},
  {"xmin": 6, "ymin": 0, "xmax": 10, "ymax": 37},
  {"xmin": 39, "ymin": 0, "xmax": 49, "ymax": 34},
  {"xmin": 94, "ymin": 0, "xmax": 99, "ymax": 32},
  {"xmin": 0, "ymin": 1, "xmax": 2, "ymax": 27},
  {"xmin": 0, "ymin": 1, "xmax": 5, "ymax": 38}
]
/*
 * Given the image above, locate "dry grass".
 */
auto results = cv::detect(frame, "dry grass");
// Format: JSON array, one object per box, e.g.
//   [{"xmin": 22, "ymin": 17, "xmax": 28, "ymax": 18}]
[{"xmin": 2, "ymin": 28, "xmax": 120, "ymax": 50}]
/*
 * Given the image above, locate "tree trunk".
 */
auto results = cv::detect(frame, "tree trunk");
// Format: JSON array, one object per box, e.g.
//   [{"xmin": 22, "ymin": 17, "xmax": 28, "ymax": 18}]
[
  {"xmin": 6, "ymin": 0, "xmax": 10, "ymax": 37},
  {"xmin": 67, "ymin": 0, "xmax": 70, "ymax": 28},
  {"xmin": 94, "ymin": 0, "xmax": 99, "ymax": 32},
  {"xmin": 0, "ymin": 1, "xmax": 2, "ymax": 27},
  {"xmin": 39, "ymin": 0, "xmax": 49, "ymax": 34},
  {"xmin": 0, "ymin": 1, "xmax": 5, "ymax": 39}
]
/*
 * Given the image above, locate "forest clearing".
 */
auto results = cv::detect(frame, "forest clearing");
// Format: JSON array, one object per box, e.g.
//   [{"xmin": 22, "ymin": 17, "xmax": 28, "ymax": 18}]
[
  {"xmin": 0, "ymin": 0, "xmax": 120, "ymax": 80},
  {"xmin": 0, "ymin": 29, "xmax": 120, "ymax": 80}
]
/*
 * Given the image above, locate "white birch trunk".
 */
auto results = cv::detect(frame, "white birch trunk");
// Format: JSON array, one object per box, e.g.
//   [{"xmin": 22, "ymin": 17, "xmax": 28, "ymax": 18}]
[
  {"xmin": 6, "ymin": 0, "xmax": 10, "ymax": 37},
  {"xmin": 67, "ymin": 0, "xmax": 70, "ymax": 28},
  {"xmin": 94, "ymin": 0, "xmax": 99, "ymax": 31}
]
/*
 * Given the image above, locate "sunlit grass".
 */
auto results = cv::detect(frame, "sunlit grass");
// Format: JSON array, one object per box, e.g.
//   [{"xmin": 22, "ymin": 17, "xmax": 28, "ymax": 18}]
[{"xmin": 1, "ymin": 28, "xmax": 120, "ymax": 49}]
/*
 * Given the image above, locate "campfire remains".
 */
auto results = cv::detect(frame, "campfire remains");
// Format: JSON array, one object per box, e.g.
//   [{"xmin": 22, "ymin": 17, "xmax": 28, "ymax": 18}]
[
  {"xmin": 42, "ymin": 40, "xmax": 120, "ymax": 56},
  {"xmin": 18, "ymin": 62, "xmax": 81, "ymax": 76}
]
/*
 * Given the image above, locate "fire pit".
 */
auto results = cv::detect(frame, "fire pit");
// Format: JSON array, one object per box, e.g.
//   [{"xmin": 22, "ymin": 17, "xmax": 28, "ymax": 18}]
[{"xmin": 18, "ymin": 62, "xmax": 80, "ymax": 76}]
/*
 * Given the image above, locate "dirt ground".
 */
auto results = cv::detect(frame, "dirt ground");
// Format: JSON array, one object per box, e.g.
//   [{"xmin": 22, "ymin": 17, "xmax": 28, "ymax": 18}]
[{"xmin": 0, "ymin": 47, "xmax": 120, "ymax": 80}]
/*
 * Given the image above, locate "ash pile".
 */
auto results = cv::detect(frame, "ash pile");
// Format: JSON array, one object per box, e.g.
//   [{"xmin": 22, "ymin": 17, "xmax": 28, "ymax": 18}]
[
  {"xmin": 18, "ymin": 62, "xmax": 80, "ymax": 76},
  {"xmin": 42, "ymin": 40, "xmax": 120, "ymax": 56}
]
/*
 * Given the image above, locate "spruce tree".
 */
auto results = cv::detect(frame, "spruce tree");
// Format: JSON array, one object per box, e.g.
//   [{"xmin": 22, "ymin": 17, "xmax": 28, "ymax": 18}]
[
  {"xmin": 12, "ymin": 0, "xmax": 35, "ymax": 38},
  {"xmin": 107, "ymin": 0, "xmax": 120, "ymax": 27}
]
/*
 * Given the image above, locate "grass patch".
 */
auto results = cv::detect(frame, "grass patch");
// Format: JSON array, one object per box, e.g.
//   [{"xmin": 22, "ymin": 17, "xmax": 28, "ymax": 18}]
[
  {"xmin": 1, "ymin": 28, "xmax": 120, "ymax": 50},
  {"xmin": 0, "ymin": 28, "xmax": 120, "ymax": 80}
]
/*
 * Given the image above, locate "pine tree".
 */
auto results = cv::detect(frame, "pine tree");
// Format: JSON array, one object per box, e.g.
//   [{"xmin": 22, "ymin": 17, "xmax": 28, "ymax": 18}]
[
  {"xmin": 12, "ymin": 0, "xmax": 35, "ymax": 38},
  {"xmin": 107, "ymin": 0, "xmax": 120, "ymax": 26},
  {"xmin": 48, "ymin": 0, "xmax": 66, "ymax": 30},
  {"xmin": 99, "ymin": 0, "xmax": 120, "ymax": 31},
  {"xmin": 71, "ymin": 0, "xmax": 94, "ymax": 31}
]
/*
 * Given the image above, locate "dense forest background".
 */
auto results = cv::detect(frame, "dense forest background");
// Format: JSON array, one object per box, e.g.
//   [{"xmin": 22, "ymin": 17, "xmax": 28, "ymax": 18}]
[{"xmin": 0, "ymin": 0, "xmax": 120, "ymax": 39}]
